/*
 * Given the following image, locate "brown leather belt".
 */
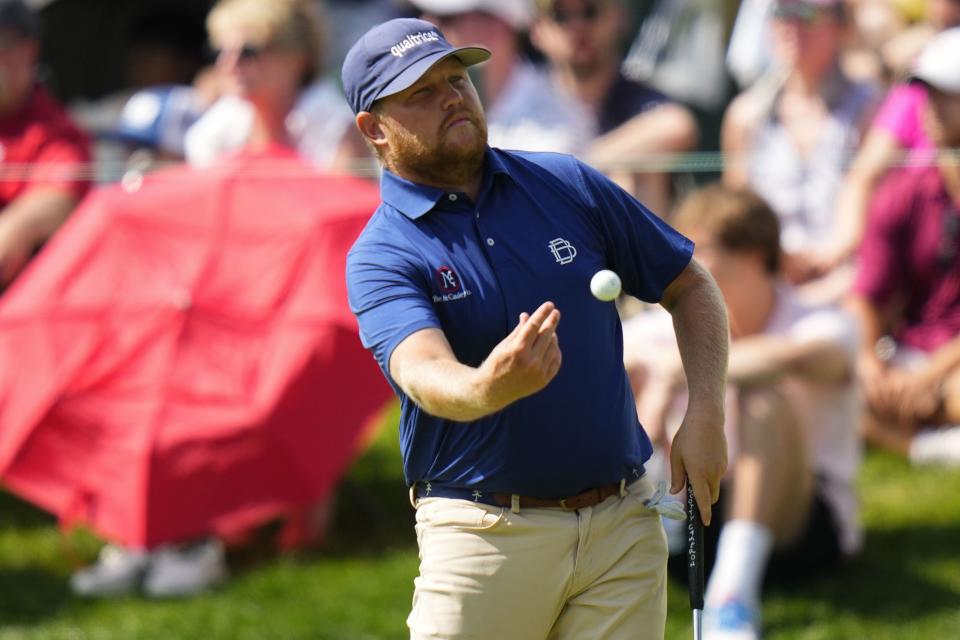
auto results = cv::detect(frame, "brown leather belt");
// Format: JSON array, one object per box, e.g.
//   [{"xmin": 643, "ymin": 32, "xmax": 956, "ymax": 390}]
[
  {"xmin": 490, "ymin": 481, "xmax": 624, "ymax": 511},
  {"xmin": 411, "ymin": 479, "xmax": 630, "ymax": 510}
]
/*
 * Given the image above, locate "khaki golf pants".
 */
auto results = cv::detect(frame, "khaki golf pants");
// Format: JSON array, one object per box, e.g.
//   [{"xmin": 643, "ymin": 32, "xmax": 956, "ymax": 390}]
[{"xmin": 407, "ymin": 475, "xmax": 668, "ymax": 640}]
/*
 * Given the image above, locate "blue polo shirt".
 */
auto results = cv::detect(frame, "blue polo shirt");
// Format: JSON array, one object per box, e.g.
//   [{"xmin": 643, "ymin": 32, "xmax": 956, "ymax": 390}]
[{"xmin": 346, "ymin": 147, "xmax": 693, "ymax": 498}]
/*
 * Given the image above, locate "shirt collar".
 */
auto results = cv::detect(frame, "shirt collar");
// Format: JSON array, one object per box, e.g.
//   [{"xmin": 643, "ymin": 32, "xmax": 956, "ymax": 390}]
[{"xmin": 380, "ymin": 146, "xmax": 515, "ymax": 220}]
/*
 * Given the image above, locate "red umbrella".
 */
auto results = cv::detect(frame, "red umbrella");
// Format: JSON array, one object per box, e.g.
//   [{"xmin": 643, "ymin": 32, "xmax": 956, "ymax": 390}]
[{"xmin": 0, "ymin": 148, "xmax": 393, "ymax": 548}]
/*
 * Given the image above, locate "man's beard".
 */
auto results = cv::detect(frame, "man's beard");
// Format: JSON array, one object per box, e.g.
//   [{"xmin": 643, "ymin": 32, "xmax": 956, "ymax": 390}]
[{"xmin": 385, "ymin": 116, "xmax": 488, "ymax": 187}]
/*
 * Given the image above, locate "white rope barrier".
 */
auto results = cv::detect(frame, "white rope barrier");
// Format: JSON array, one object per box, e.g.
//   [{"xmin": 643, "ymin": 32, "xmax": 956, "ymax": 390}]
[{"xmin": 2, "ymin": 148, "xmax": 959, "ymax": 184}]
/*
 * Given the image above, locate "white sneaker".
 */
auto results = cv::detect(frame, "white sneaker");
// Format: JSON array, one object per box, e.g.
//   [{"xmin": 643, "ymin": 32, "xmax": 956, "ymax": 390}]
[
  {"xmin": 142, "ymin": 538, "xmax": 228, "ymax": 598},
  {"xmin": 70, "ymin": 545, "xmax": 150, "ymax": 598},
  {"xmin": 909, "ymin": 427, "xmax": 960, "ymax": 466},
  {"xmin": 703, "ymin": 598, "xmax": 761, "ymax": 640}
]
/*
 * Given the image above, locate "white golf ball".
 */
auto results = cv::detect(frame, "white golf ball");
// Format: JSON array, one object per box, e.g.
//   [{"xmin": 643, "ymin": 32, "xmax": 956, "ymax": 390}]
[{"xmin": 590, "ymin": 269, "xmax": 622, "ymax": 302}]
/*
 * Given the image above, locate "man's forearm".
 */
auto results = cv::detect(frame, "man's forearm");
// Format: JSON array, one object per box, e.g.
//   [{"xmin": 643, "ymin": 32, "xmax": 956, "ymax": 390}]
[
  {"xmin": 397, "ymin": 357, "xmax": 498, "ymax": 422},
  {"xmin": 2, "ymin": 189, "xmax": 78, "ymax": 244},
  {"xmin": 391, "ymin": 305, "xmax": 562, "ymax": 423},
  {"xmin": 728, "ymin": 336, "xmax": 851, "ymax": 387},
  {"xmin": 587, "ymin": 104, "xmax": 698, "ymax": 167},
  {"xmin": 664, "ymin": 262, "xmax": 729, "ymax": 415}
]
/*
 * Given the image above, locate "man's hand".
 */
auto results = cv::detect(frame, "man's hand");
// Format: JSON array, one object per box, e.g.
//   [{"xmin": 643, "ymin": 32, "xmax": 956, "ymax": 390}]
[
  {"xmin": 659, "ymin": 259, "xmax": 729, "ymax": 526},
  {"xmin": 781, "ymin": 251, "xmax": 822, "ymax": 285},
  {"xmin": 388, "ymin": 302, "xmax": 561, "ymax": 422},
  {"xmin": 858, "ymin": 351, "xmax": 892, "ymax": 415},
  {"xmin": 885, "ymin": 366, "xmax": 943, "ymax": 425},
  {"xmin": 669, "ymin": 405, "xmax": 727, "ymax": 526},
  {"xmin": 478, "ymin": 301, "xmax": 562, "ymax": 411}
]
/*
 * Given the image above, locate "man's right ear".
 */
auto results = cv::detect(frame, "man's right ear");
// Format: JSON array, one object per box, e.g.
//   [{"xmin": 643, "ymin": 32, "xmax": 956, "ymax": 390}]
[{"xmin": 356, "ymin": 111, "xmax": 388, "ymax": 149}]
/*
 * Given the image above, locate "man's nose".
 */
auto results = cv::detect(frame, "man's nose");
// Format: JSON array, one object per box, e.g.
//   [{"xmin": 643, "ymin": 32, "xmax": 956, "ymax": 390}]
[
  {"xmin": 216, "ymin": 49, "xmax": 240, "ymax": 72},
  {"xmin": 441, "ymin": 82, "xmax": 464, "ymax": 109}
]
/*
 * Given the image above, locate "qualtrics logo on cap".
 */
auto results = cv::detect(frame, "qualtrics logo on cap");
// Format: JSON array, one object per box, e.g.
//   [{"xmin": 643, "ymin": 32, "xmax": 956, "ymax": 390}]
[{"xmin": 390, "ymin": 31, "xmax": 440, "ymax": 57}]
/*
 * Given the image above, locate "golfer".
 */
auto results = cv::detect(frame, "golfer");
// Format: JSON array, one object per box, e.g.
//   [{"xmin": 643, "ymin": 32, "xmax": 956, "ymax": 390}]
[{"xmin": 343, "ymin": 18, "xmax": 728, "ymax": 640}]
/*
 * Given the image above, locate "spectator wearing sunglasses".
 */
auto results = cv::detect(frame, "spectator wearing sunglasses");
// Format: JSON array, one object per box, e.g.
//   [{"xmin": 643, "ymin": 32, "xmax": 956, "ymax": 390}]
[
  {"xmin": 407, "ymin": 0, "xmax": 596, "ymax": 156},
  {"xmin": 529, "ymin": 0, "xmax": 699, "ymax": 216},
  {"xmin": 851, "ymin": 28, "xmax": 960, "ymax": 468},
  {"xmin": 722, "ymin": 0, "xmax": 880, "ymax": 301},
  {"xmin": 70, "ymin": 0, "xmax": 356, "ymax": 600},
  {"xmin": 183, "ymin": 0, "xmax": 369, "ymax": 173}
]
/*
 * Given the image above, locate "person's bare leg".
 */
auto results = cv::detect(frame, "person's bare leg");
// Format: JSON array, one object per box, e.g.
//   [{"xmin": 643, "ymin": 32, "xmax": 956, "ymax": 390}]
[
  {"xmin": 703, "ymin": 386, "xmax": 813, "ymax": 637},
  {"xmin": 861, "ymin": 411, "xmax": 912, "ymax": 457},
  {"xmin": 729, "ymin": 387, "xmax": 813, "ymax": 545},
  {"xmin": 933, "ymin": 368, "xmax": 960, "ymax": 424}
]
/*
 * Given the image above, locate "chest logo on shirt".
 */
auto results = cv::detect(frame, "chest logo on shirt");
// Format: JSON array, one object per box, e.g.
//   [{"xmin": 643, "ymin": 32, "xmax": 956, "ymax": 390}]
[
  {"xmin": 433, "ymin": 265, "xmax": 472, "ymax": 303},
  {"xmin": 549, "ymin": 238, "xmax": 578, "ymax": 265},
  {"xmin": 435, "ymin": 265, "xmax": 461, "ymax": 292}
]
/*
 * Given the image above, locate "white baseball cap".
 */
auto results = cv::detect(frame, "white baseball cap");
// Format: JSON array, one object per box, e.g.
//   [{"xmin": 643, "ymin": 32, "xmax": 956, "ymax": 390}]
[
  {"xmin": 911, "ymin": 27, "xmax": 960, "ymax": 95},
  {"xmin": 407, "ymin": 0, "xmax": 535, "ymax": 30}
]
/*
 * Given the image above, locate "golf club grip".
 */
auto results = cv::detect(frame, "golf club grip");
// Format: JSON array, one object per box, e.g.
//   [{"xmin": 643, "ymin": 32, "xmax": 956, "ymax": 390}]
[{"xmin": 686, "ymin": 481, "xmax": 705, "ymax": 611}]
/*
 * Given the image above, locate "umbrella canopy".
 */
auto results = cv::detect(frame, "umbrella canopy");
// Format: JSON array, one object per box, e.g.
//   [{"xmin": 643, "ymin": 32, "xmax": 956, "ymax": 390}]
[{"xmin": 0, "ymin": 148, "xmax": 393, "ymax": 548}]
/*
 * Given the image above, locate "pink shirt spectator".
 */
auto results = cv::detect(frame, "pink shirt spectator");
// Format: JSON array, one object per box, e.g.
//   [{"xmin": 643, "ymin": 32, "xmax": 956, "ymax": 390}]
[
  {"xmin": 871, "ymin": 83, "xmax": 933, "ymax": 153},
  {"xmin": 853, "ymin": 166, "xmax": 960, "ymax": 353}
]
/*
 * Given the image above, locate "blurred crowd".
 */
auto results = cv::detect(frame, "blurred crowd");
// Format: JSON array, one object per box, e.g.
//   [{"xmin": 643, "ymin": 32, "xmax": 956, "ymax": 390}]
[{"xmin": 1, "ymin": 0, "xmax": 959, "ymax": 634}]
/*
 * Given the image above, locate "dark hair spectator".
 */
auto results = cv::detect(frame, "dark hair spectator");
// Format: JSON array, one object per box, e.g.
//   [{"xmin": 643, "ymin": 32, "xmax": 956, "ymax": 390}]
[
  {"xmin": 530, "ymin": 0, "xmax": 699, "ymax": 214},
  {"xmin": 624, "ymin": 181, "xmax": 862, "ymax": 640}
]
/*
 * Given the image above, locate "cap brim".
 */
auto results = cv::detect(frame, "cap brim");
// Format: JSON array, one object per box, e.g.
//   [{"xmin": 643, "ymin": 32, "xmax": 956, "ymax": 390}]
[
  {"xmin": 907, "ymin": 28, "xmax": 960, "ymax": 94},
  {"xmin": 373, "ymin": 46, "xmax": 491, "ymax": 106},
  {"xmin": 910, "ymin": 72, "xmax": 960, "ymax": 95}
]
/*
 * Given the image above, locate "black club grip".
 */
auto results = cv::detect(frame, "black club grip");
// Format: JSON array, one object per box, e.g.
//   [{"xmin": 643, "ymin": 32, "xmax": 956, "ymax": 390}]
[{"xmin": 686, "ymin": 481, "xmax": 705, "ymax": 611}]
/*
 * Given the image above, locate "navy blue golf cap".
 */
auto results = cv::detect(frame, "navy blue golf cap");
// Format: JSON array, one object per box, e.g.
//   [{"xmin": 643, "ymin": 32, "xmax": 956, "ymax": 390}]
[{"xmin": 341, "ymin": 18, "xmax": 490, "ymax": 114}]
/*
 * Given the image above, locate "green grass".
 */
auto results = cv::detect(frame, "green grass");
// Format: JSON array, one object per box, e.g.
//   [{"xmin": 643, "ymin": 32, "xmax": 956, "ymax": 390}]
[{"xmin": 2, "ymin": 411, "xmax": 959, "ymax": 639}]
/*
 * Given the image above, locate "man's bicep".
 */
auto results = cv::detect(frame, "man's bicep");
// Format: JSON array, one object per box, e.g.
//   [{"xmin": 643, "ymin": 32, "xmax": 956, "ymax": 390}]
[
  {"xmin": 347, "ymin": 247, "xmax": 441, "ymax": 379},
  {"xmin": 659, "ymin": 259, "xmax": 706, "ymax": 312},
  {"xmin": 389, "ymin": 327, "xmax": 458, "ymax": 392}
]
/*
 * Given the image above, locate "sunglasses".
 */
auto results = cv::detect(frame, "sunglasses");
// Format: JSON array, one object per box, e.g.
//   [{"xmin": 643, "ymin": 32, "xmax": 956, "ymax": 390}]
[
  {"xmin": 772, "ymin": 3, "xmax": 839, "ymax": 22},
  {"xmin": 207, "ymin": 43, "xmax": 267, "ymax": 63},
  {"xmin": 550, "ymin": 2, "xmax": 604, "ymax": 25}
]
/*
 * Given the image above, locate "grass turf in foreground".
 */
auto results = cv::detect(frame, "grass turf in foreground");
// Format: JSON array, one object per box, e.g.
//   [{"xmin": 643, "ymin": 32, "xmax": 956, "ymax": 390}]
[{"xmin": 1, "ymin": 417, "xmax": 959, "ymax": 639}]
